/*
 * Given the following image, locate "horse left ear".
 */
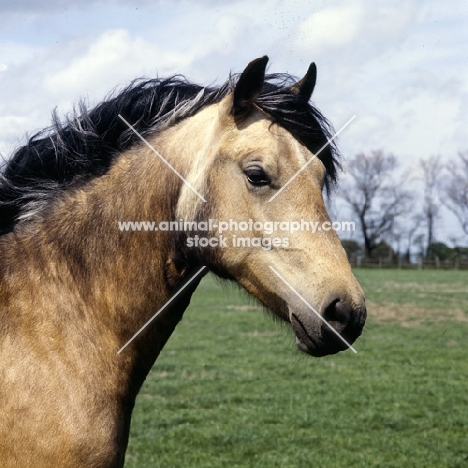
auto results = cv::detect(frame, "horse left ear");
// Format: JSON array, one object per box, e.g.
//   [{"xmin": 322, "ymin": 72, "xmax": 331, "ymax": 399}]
[
  {"xmin": 291, "ymin": 62, "xmax": 317, "ymax": 101},
  {"xmin": 232, "ymin": 56, "xmax": 269, "ymax": 117}
]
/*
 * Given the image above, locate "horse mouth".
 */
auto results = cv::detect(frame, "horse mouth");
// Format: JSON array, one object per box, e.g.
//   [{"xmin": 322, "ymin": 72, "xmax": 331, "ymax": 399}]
[
  {"xmin": 290, "ymin": 312, "xmax": 322, "ymax": 356},
  {"xmin": 290, "ymin": 311, "xmax": 351, "ymax": 357}
]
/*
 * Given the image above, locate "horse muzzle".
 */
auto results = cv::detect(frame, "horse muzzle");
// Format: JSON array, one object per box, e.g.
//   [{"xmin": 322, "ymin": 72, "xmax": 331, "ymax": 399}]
[{"xmin": 289, "ymin": 298, "xmax": 367, "ymax": 357}]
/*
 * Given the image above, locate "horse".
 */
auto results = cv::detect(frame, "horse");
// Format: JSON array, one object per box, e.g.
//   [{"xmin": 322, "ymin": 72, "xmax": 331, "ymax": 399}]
[{"xmin": 0, "ymin": 56, "xmax": 366, "ymax": 467}]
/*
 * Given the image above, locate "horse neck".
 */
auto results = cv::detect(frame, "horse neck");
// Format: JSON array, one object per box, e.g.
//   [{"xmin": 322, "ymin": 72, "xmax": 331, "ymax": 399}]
[{"xmin": 2, "ymin": 119, "xmax": 208, "ymax": 387}]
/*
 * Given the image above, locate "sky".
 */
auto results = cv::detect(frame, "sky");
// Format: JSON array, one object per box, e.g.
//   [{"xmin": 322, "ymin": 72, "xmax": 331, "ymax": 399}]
[{"xmin": 1, "ymin": 0, "xmax": 467, "ymax": 245}]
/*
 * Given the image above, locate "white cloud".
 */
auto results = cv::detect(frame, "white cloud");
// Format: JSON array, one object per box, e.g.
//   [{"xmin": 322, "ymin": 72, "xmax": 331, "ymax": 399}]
[
  {"xmin": 295, "ymin": 4, "xmax": 364, "ymax": 51},
  {"xmin": 293, "ymin": 0, "xmax": 417, "ymax": 61},
  {"xmin": 43, "ymin": 29, "xmax": 190, "ymax": 99}
]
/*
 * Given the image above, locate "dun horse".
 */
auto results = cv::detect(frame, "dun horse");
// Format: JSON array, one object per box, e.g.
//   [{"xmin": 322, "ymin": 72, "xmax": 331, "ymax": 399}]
[{"xmin": 0, "ymin": 57, "xmax": 366, "ymax": 467}]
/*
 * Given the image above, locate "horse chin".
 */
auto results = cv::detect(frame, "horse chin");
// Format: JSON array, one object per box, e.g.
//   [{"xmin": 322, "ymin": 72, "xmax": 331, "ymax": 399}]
[{"xmin": 294, "ymin": 335, "xmax": 345, "ymax": 357}]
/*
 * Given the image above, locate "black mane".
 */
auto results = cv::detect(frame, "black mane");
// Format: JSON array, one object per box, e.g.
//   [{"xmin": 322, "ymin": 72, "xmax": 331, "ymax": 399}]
[{"xmin": 0, "ymin": 73, "xmax": 339, "ymax": 235}]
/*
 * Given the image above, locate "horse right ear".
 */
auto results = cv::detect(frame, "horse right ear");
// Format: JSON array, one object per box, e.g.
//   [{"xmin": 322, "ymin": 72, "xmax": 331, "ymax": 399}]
[{"xmin": 232, "ymin": 56, "xmax": 269, "ymax": 118}]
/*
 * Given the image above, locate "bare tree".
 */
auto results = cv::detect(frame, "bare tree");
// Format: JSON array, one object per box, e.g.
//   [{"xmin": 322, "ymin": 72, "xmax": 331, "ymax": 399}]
[
  {"xmin": 420, "ymin": 156, "xmax": 442, "ymax": 257},
  {"xmin": 339, "ymin": 150, "xmax": 413, "ymax": 258},
  {"xmin": 398, "ymin": 214, "xmax": 423, "ymax": 262},
  {"xmin": 441, "ymin": 152, "xmax": 468, "ymax": 236}
]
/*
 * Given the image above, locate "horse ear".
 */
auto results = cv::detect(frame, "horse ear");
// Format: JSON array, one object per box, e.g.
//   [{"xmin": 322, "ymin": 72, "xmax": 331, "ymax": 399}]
[
  {"xmin": 232, "ymin": 56, "xmax": 269, "ymax": 117},
  {"xmin": 291, "ymin": 62, "xmax": 317, "ymax": 101}
]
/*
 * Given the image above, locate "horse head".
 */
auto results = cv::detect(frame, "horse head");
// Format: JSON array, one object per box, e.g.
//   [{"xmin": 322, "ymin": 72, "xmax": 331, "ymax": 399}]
[{"xmin": 174, "ymin": 57, "xmax": 366, "ymax": 356}]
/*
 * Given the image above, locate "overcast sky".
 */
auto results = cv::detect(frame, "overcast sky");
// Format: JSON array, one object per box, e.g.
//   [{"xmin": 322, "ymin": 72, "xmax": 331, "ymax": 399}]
[{"xmin": 1, "ymin": 0, "xmax": 467, "ymax": 244}]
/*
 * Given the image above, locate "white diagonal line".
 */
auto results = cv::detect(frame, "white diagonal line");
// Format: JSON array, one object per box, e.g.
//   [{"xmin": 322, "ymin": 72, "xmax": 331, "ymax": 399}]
[
  {"xmin": 268, "ymin": 115, "xmax": 356, "ymax": 203},
  {"xmin": 117, "ymin": 266, "xmax": 207, "ymax": 354},
  {"xmin": 268, "ymin": 266, "xmax": 357, "ymax": 353},
  {"xmin": 118, "ymin": 114, "xmax": 206, "ymax": 202}
]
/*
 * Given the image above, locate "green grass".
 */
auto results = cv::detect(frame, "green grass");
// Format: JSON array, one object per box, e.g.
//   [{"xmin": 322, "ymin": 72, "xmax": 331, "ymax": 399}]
[{"xmin": 125, "ymin": 270, "xmax": 468, "ymax": 468}]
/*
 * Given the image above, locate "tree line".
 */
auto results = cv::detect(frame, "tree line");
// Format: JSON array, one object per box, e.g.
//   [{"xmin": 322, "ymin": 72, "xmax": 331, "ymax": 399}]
[{"xmin": 337, "ymin": 150, "xmax": 468, "ymax": 266}]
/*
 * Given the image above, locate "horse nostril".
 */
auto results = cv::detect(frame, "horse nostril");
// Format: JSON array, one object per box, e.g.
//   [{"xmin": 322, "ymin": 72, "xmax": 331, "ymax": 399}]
[{"xmin": 322, "ymin": 299, "xmax": 354, "ymax": 334}]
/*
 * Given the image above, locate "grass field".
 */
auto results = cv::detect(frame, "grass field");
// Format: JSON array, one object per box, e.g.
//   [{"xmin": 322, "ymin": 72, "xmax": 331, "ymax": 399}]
[{"xmin": 125, "ymin": 269, "xmax": 468, "ymax": 468}]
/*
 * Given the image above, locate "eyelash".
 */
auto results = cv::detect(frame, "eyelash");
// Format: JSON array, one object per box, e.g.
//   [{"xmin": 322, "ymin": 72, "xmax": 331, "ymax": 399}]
[{"xmin": 245, "ymin": 168, "xmax": 270, "ymax": 187}]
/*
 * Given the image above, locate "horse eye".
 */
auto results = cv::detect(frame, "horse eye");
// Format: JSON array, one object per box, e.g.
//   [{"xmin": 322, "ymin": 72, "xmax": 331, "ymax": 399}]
[{"xmin": 245, "ymin": 168, "xmax": 270, "ymax": 187}]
